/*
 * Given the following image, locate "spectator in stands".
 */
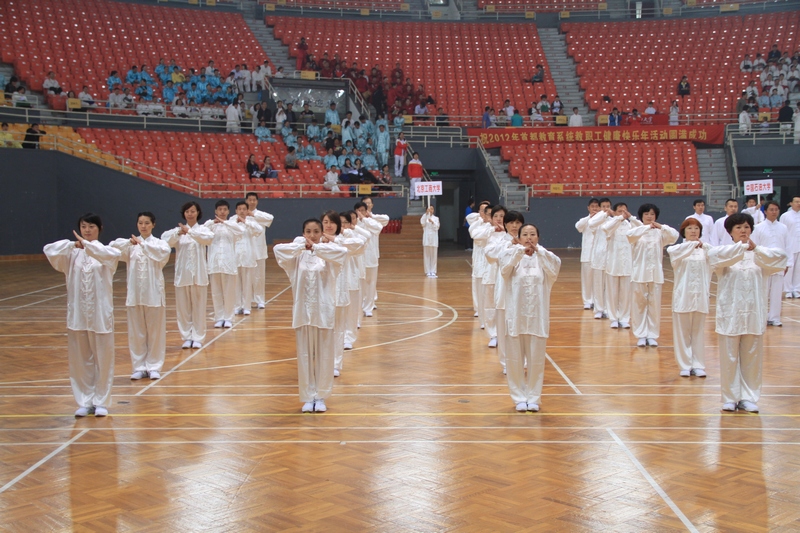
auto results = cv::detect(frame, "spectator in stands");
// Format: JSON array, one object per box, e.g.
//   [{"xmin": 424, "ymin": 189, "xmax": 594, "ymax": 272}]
[
  {"xmin": 502, "ymin": 100, "xmax": 515, "ymax": 121},
  {"xmin": 0, "ymin": 72, "xmax": 5, "ymax": 91},
  {"xmin": 778, "ymin": 100, "xmax": 793, "ymax": 134},
  {"xmin": 12, "ymin": 87, "xmax": 31, "ymax": 108},
  {"xmin": 436, "ymin": 108, "xmax": 449, "ymax": 127},
  {"xmin": 295, "ymin": 37, "xmax": 308, "ymax": 71},
  {"xmin": 746, "ymin": 80, "xmax": 759, "ymax": 99},
  {"xmin": 788, "ymin": 64, "xmax": 800, "ymax": 92},
  {"xmin": 323, "ymin": 166, "xmax": 341, "ymax": 192},
  {"xmin": 627, "ymin": 108, "xmax": 643, "ymax": 126},
  {"xmin": 121, "ymin": 88, "xmax": 135, "ymax": 108},
  {"xmin": 677, "ymin": 76, "xmax": 690, "ymax": 97},
  {"xmin": 758, "ymin": 115, "xmax": 770, "ymax": 134},
  {"xmin": 301, "ymin": 140, "xmax": 321, "ymax": 162},
  {"xmin": 323, "ymin": 148, "xmax": 337, "ymax": 169},
  {"xmin": 530, "ymin": 64, "xmax": 545, "ymax": 85},
  {"xmin": 770, "ymin": 88, "xmax": 784, "ymax": 108},
  {"xmin": 251, "ymin": 66, "xmax": 265, "ymax": 93},
  {"xmin": 740, "ymin": 54, "xmax": 753, "ymax": 72},
  {"xmin": 275, "ymin": 67, "xmax": 285, "ymax": 79},
  {"xmin": 125, "ymin": 65, "xmax": 140, "ymax": 85},
  {"xmin": 0, "ymin": 122, "xmax": 22, "ymax": 148},
  {"xmin": 568, "ymin": 108, "xmax": 582, "ymax": 127},
  {"xmin": 536, "ymin": 95, "xmax": 550, "ymax": 114},
  {"xmin": 22, "ymin": 123, "xmax": 46, "ymax": 149},
  {"xmin": 171, "ymin": 66, "xmax": 186, "ymax": 85},
  {"xmin": 340, "ymin": 159, "xmax": 356, "ymax": 182},
  {"xmin": 363, "ymin": 147, "xmax": 379, "ymax": 171},
  {"xmin": 4, "ymin": 76, "xmax": 20, "ymax": 94},
  {"xmin": 736, "ymin": 91, "xmax": 748, "ymax": 114},
  {"xmin": 530, "ymin": 106, "xmax": 544, "ymax": 125},
  {"xmin": 795, "ymin": 103, "xmax": 800, "ymax": 144},
  {"xmin": 275, "ymin": 103, "xmax": 287, "ymax": 133},
  {"xmin": 134, "ymin": 80, "xmax": 152, "ymax": 102},
  {"xmin": 284, "ymin": 146, "xmax": 298, "ymax": 169},
  {"xmin": 753, "ymin": 53, "xmax": 767, "ymax": 72},
  {"xmin": 299, "ymin": 103, "xmax": 314, "ymax": 124},
  {"xmin": 172, "ymin": 98, "xmax": 188, "ymax": 118},
  {"xmin": 758, "ymin": 89, "xmax": 771, "ymax": 108},
  {"xmin": 608, "ymin": 108, "xmax": 621, "ymax": 126},
  {"xmin": 644, "ymin": 102, "xmax": 657, "ymax": 115},
  {"xmin": 325, "ymin": 102, "xmax": 340, "ymax": 126},
  {"xmin": 482, "ymin": 106, "xmax": 491, "ymax": 128},
  {"xmin": 42, "ymin": 72, "xmax": 62, "ymax": 95},
  {"xmin": 669, "ymin": 100, "xmax": 680, "ymax": 126},
  {"xmin": 254, "ymin": 120, "xmax": 276, "ymax": 144},
  {"xmin": 225, "ymin": 102, "xmax": 241, "ymax": 133},
  {"xmin": 394, "ymin": 132, "xmax": 408, "ymax": 178},
  {"xmin": 377, "ymin": 164, "xmax": 393, "ymax": 189},
  {"xmin": 510, "ymin": 109, "xmax": 524, "ymax": 127},
  {"xmin": 247, "ymin": 155, "xmax": 264, "ymax": 180},
  {"xmin": 746, "ymin": 97, "xmax": 759, "ymax": 116},
  {"xmin": 551, "ymin": 96, "xmax": 563, "ymax": 116},
  {"xmin": 768, "ymin": 44, "xmax": 782, "ymax": 64},
  {"xmin": 375, "ymin": 123, "xmax": 390, "ymax": 168},
  {"xmin": 739, "ymin": 108, "xmax": 752, "ymax": 134},
  {"xmin": 140, "ymin": 65, "xmax": 156, "ymax": 87},
  {"xmin": 393, "ymin": 112, "xmax": 405, "ymax": 135},
  {"xmin": 106, "ymin": 71, "xmax": 122, "ymax": 92},
  {"xmin": 261, "ymin": 156, "xmax": 278, "ymax": 179}
]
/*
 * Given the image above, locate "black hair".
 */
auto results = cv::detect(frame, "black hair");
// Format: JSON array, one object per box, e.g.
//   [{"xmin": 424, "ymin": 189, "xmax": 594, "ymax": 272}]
[
  {"xmin": 637, "ymin": 203, "xmax": 660, "ymax": 220},
  {"xmin": 764, "ymin": 200, "xmax": 780, "ymax": 211},
  {"xmin": 587, "ymin": 198, "xmax": 599, "ymax": 206},
  {"xmin": 245, "ymin": 192, "xmax": 259, "ymax": 200},
  {"xmin": 180, "ymin": 201, "xmax": 202, "ymax": 220},
  {"xmin": 215, "ymin": 200, "xmax": 230, "ymax": 209},
  {"xmin": 693, "ymin": 198, "xmax": 705, "ymax": 206},
  {"xmin": 503, "ymin": 211, "xmax": 525, "ymax": 229},
  {"xmin": 612, "ymin": 202, "xmax": 628, "ymax": 211},
  {"xmin": 598, "ymin": 197, "xmax": 611, "ymax": 206},
  {"xmin": 724, "ymin": 212, "xmax": 754, "ymax": 234},
  {"xmin": 341, "ymin": 210, "xmax": 357, "ymax": 224},
  {"xmin": 321, "ymin": 210, "xmax": 342, "ymax": 235},
  {"xmin": 77, "ymin": 213, "xmax": 103, "ymax": 232},
  {"xmin": 490, "ymin": 205, "xmax": 507, "ymax": 217},
  {"xmin": 520, "ymin": 223, "xmax": 539, "ymax": 237},
  {"xmin": 235, "ymin": 201, "xmax": 247, "ymax": 209},
  {"xmin": 137, "ymin": 211, "xmax": 156, "ymax": 224},
  {"xmin": 354, "ymin": 201, "xmax": 368, "ymax": 211},
  {"xmin": 302, "ymin": 218, "xmax": 322, "ymax": 232},
  {"xmin": 725, "ymin": 198, "xmax": 738, "ymax": 206}
]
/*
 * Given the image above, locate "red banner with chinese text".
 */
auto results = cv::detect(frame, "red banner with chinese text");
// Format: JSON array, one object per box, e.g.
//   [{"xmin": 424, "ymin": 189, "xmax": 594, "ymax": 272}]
[{"xmin": 467, "ymin": 125, "xmax": 725, "ymax": 148}]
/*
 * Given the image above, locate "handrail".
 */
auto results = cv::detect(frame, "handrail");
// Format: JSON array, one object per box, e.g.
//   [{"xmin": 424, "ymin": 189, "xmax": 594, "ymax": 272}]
[
  {"xmin": 726, "ymin": 132, "xmax": 742, "ymax": 190},
  {"xmin": 286, "ymin": 72, "xmax": 372, "ymax": 120},
  {"xmin": 527, "ymin": 182, "xmax": 703, "ymax": 196},
  {"xmin": 724, "ymin": 122, "xmax": 797, "ymax": 145},
  {"xmin": 263, "ymin": 1, "xmax": 432, "ymax": 17},
  {"xmin": 3, "ymin": 92, "xmax": 42, "ymax": 106}
]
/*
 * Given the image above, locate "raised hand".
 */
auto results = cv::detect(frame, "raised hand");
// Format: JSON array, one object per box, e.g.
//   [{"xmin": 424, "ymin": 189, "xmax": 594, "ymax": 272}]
[
  {"xmin": 72, "ymin": 230, "xmax": 85, "ymax": 249},
  {"xmin": 178, "ymin": 222, "xmax": 189, "ymax": 235},
  {"xmin": 214, "ymin": 215, "xmax": 225, "ymax": 224},
  {"xmin": 650, "ymin": 222, "xmax": 662, "ymax": 229},
  {"xmin": 747, "ymin": 238, "xmax": 756, "ymax": 251}
]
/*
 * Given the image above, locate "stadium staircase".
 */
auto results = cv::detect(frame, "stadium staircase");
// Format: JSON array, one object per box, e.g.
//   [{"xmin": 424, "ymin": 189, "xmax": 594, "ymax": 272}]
[
  {"xmin": 696, "ymin": 148, "xmax": 734, "ymax": 210},
  {"xmin": 241, "ymin": 5, "xmax": 295, "ymax": 75},
  {"xmin": 538, "ymin": 28, "xmax": 593, "ymax": 126}
]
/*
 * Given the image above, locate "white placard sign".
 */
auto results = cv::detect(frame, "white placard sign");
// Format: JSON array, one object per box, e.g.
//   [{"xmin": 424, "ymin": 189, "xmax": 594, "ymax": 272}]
[
  {"xmin": 414, "ymin": 181, "xmax": 443, "ymax": 196},
  {"xmin": 744, "ymin": 179, "xmax": 773, "ymax": 195}
]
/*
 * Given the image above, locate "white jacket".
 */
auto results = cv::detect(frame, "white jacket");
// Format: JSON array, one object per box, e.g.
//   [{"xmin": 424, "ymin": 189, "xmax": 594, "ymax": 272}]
[
  {"xmin": 44, "ymin": 239, "xmax": 120, "ymax": 333},
  {"xmin": 602, "ymin": 215, "xmax": 641, "ymax": 276},
  {"xmin": 500, "ymin": 244, "xmax": 561, "ymax": 338},
  {"xmin": 334, "ymin": 229, "xmax": 368, "ymax": 307},
  {"xmin": 742, "ymin": 206, "xmax": 765, "ymax": 225},
  {"xmin": 711, "ymin": 216, "xmax": 733, "ymax": 247},
  {"xmin": 575, "ymin": 215, "xmax": 595, "ymax": 263},
  {"xmin": 161, "ymin": 223, "xmax": 213, "ymax": 287},
  {"xmin": 482, "ymin": 230, "xmax": 507, "ymax": 285},
  {"xmin": 485, "ymin": 232, "xmax": 513, "ymax": 309},
  {"xmin": 589, "ymin": 211, "xmax": 612, "ymax": 270},
  {"xmin": 110, "ymin": 235, "xmax": 171, "ymax": 307},
  {"xmin": 250, "ymin": 209, "xmax": 275, "ymax": 261},
  {"xmin": 231, "ymin": 216, "xmax": 265, "ymax": 269},
  {"xmin": 752, "ymin": 219, "xmax": 792, "ymax": 267},
  {"xmin": 626, "ymin": 224, "xmax": 679, "ymax": 283},
  {"xmin": 421, "ymin": 213, "xmax": 440, "ymax": 247},
  {"xmin": 204, "ymin": 219, "xmax": 244, "ymax": 275},
  {"xmin": 468, "ymin": 213, "xmax": 494, "ymax": 279},
  {"xmin": 667, "ymin": 241, "xmax": 712, "ymax": 314},
  {"xmin": 779, "ymin": 208, "xmax": 800, "ymax": 256},
  {"xmin": 359, "ymin": 214, "xmax": 389, "ymax": 268}
]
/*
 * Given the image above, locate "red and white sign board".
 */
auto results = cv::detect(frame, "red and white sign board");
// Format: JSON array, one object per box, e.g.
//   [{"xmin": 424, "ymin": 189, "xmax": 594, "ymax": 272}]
[
  {"xmin": 414, "ymin": 181, "xmax": 443, "ymax": 196},
  {"xmin": 743, "ymin": 179, "xmax": 773, "ymax": 195}
]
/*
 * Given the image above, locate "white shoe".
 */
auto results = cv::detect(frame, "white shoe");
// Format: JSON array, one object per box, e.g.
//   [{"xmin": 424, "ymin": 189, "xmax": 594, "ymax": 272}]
[
  {"xmin": 786, "ymin": 292, "xmax": 794, "ymax": 299},
  {"xmin": 364, "ymin": 311, "xmax": 373, "ymax": 317},
  {"xmin": 793, "ymin": 291, "xmax": 800, "ymax": 299},
  {"xmin": 192, "ymin": 341, "xmax": 202, "ymax": 349},
  {"xmin": 214, "ymin": 320, "xmax": 224, "ymax": 328},
  {"xmin": 691, "ymin": 368, "xmax": 706, "ymax": 377},
  {"xmin": 646, "ymin": 339, "xmax": 658, "ymax": 347},
  {"xmin": 515, "ymin": 402, "xmax": 527, "ymax": 412},
  {"xmin": 131, "ymin": 370, "xmax": 148, "ymax": 380},
  {"xmin": 526, "ymin": 403, "xmax": 540, "ymax": 412},
  {"xmin": 302, "ymin": 402, "xmax": 314, "ymax": 413},
  {"xmin": 738, "ymin": 400, "xmax": 759, "ymax": 413},
  {"xmin": 610, "ymin": 321, "xmax": 619, "ymax": 329},
  {"xmin": 771, "ymin": 320, "xmax": 783, "ymax": 327},
  {"xmin": 243, "ymin": 309, "xmax": 251, "ymax": 316},
  {"xmin": 583, "ymin": 303, "xmax": 593, "ymax": 310},
  {"xmin": 488, "ymin": 337, "xmax": 497, "ymax": 348},
  {"xmin": 182, "ymin": 340, "xmax": 192, "ymax": 349},
  {"xmin": 602, "ymin": 312, "xmax": 608, "ymax": 319},
  {"xmin": 502, "ymin": 366, "xmax": 507, "ymax": 375},
  {"xmin": 373, "ymin": 304, "xmax": 377, "ymax": 310},
  {"xmin": 258, "ymin": 303, "xmax": 266, "ymax": 309},
  {"xmin": 149, "ymin": 370, "xmax": 161, "ymax": 380},
  {"xmin": 430, "ymin": 274, "xmax": 438, "ymax": 278},
  {"xmin": 619, "ymin": 322, "xmax": 630, "ymax": 329},
  {"xmin": 343, "ymin": 343, "xmax": 353, "ymax": 350},
  {"xmin": 235, "ymin": 308, "xmax": 244, "ymax": 315},
  {"xmin": 223, "ymin": 320, "xmax": 232, "ymax": 328},
  {"xmin": 474, "ymin": 311, "xmax": 479, "ymax": 317},
  {"xmin": 333, "ymin": 369, "xmax": 340, "ymax": 377},
  {"xmin": 480, "ymin": 324, "xmax": 485, "ymax": 329},
  {"xmin": 314, "ymin": 400, "xmax": 327, "ymax": 412},
  {"xmin": 94, "ymin": 406, "xmax": 108, "ymax": 417},
  {"xmin": 594, "ymin": 311, "xmax": 603, "ymax": 319},
  {"xmin": 426, "ymin": 273, "xmax": 431, "ymax": 277},
  {"xmin": 679, "ymin": 369, "xmax": 691, "ymax": 377},
  {"xmin": 637, "ymin": 338, "xmax": 647, "ymax": 347},
  {"xmin": 75, "ymin": 406, "xmax": 94, "ymax": 417},
  {"xmin": 721, "ymin": 402, "xmax": 737, "ymax": 412}
]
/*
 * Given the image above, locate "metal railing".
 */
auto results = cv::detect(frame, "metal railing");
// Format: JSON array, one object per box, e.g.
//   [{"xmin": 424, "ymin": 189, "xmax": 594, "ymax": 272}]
[
  {"xmin": 2, "ymin": 92, "xmax": 42, "ymax": 107},
  {"xmin": 724, "ymin": 122, "xmax": 798, "ymax": 145},
  {"xmin": 527, "ymin": 182, "xmax": 704, "ymax": 196},
  {"xmin": 286, "ymin": 71, "xmax": 372, "ymax": 119},
  {"xmin": 263, "ymin": 1, "xmax": 432, "ymax": 18}
]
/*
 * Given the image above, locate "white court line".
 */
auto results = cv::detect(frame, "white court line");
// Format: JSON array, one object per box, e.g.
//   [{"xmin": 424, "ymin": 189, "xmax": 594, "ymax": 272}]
[
  {"xmin": 0, "ymin": 284, "xmax": 65, "ymax": 303},
  {"xmin": 133, "ymin": 285, "xmax": 291, "ymax": 397},
  {"xmin": 0, "ymin": 428, "xmax": 88, "ymax": 495},
  {"xmin": 7, "ymin": 392, "xmax": 800, "ymax": 399},
  {"xmin": 11, "ymin": 294, "xmax": 66, "ymax": 311},
  {"xmin": 545, "ymin": 354, "xmax": 582, "ymax": 395},
  {"xmin": 3, "ymin": 425, "xmax": 800, "ymax": 432}
]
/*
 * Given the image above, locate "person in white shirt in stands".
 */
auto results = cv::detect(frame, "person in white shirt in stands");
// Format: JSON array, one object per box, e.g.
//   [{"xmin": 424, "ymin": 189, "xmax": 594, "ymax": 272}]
[
  {"xmin": 711, "ymin": 199, "xmax": 739, "ymax": 246},
  {"xmin": 685, "ymin": 199, "xmax": 715, "ymax": 245},
  {"xmin": 780, "ymin": 195, "xmax": 800, "ymax": 297},
  {"xmin": 575, "ymin": 198, "xmax": 600, "ymax": 310},
  {"xmin": 502, "ymin": 99, "xmax": 515, "ymax": 122},
  {"xmin": 589, "ymin": 197, "xmax": 613, "ymax": 319},
  {"xmin": 225, "ymin": 102, "xmax": 241, "ymax": 133},
  {"xmin": 356, "ymin": 198, "xmax": 389, "ymax": 317},
  {"xmin": 161, "ymin": 201, "xmax": 213, "ymax": 349},
  {"xmin": 740, "ymin": 54, "xmax": 753, "ymax": 72},
  {"xmin": 238, "ymin": 64, "xmax": 252, "ymax": 93},
  {"xmin": 78, "ymin": 86, "xmax": 97, "ymax": 108},
  {"xmin": 323, "ymin": 166, "xmax": 341, "ymax": 192},
  {"xmin": 602, "ymin": 202, "xmax": 641, "ymax": 333},
  {"xmin": 752, "ymin": 201, "xmax": 791, "ymax": 326},
  {"xmin": 644, "ymin": 101, "xmax": 657, "ymax": 115},
  {"xmin": 420, "ymin": 205, "xmax": 440, "ymax": 278},
  {"xmin": 742, "ymin": 196, "xmax": 766, "ymax": 225},
  {"xmin": 110, "ymin": 212, "xmax": 171, "ymax": 381},
  {"xmin": 230, "ymin": 201, "xmax": 265, "ymax": 317},
  {"xmin": 568, "ymin": 107, "xmax": 583, "ymax": 127},
  {"xmin": 244, "ymin": 193, "xmax": 274, "ymax": 310},
  {"xmin": 738, "ymin": 108, "xmax": 752, "ymax": 134},
  {"xmin": 252, "ymin": 65, "xmax": 266, "ymax": 93},
  {"xmin": 667, "ymin": 218, "xmax": 712, "ymax": 378},
  {"xmin": 42, "ymin": 71, "xmax": 62, "ymax": 94},
  {"xmin": 205, "ymin": 200, "xmax": 244, "ymax": 328},
  {"xmin": 709, "ymin": 212, "xmax": 787, "ymax": 413},
  {"xmin": 108, "ymin": 87, "xmax": 125, "ymax": 108},
  {"xmin": 44, "ymin": 214, "xmax": 121, "ymax": 417},
  {"xmin": 262, "ymin": 61, "xmax": 273, "ymax": 79},
  {"xmin": 205, "ymin": 60, "xmax": 215, "ymax": 77}
]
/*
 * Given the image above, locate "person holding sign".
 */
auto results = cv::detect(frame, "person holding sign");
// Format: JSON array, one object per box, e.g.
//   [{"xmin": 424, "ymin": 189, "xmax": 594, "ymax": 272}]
[
  {"xmin": 421, "ymin": 205, "xmax": 440, "ymax": 278},
  {"xmin": 752, "ymin": 201, "xmax": 791, "ymax": 326},
  {"xmin": 408, "ymin": 152, "xmax": 424, "ymax": 200}
]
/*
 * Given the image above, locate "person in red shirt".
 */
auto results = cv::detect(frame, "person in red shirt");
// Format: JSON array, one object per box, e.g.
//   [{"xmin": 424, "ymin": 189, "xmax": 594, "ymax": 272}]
[
  {"xmin": 295, "ymin": 37, "xmax": 308, "ymax": 71},
  {"xmin": 392, "ymin": 63, "xmax": 403, "ymax": 83},
  {"xmin": 402, "ymin": 97, "xmax": 415, "ymax": 116},
  {"xmin": 394, "ymin": 132, "xmax": 408, "ymax": 178},
  {"xmin": 320, "ymin": 60, "xmax": 332, "ymax": 78},
  {"xmin": 354, "ymin": 74, "xmax": 370, "ymax": 99}
]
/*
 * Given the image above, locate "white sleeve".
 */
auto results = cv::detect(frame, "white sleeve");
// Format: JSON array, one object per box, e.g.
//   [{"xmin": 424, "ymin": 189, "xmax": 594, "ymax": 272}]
[
  {"xmin": 43, "ymin": 240, "xmax": 76, "ymax": 274},
  {"xmin": 109, "ymin": 238, "xmax": 132, "ymax": 262}
]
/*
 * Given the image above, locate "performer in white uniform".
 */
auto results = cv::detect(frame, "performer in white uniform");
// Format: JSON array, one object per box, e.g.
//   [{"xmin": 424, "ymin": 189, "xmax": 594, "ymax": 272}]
[
  {"xmin": 626, "ymin": 203, "xmax": 679, "ymax": 347},
  {"xmin": 499, "ymin": 224, "xmax": 561, "ymax": 412},
  {"xmin": 44, "ymin": 214, "xmax": 121, "ymax": 417},
  {"xmin": 667, "ymin": 219, "xmax": 712, "ymax": 377},
  {"xmin": 742, "ymin": 196, "xmax": 765, "ymax": 226},
  {"xmin": 275, "ymin": 219, "xmax": 347, "ymax": 413},
  {"xmin": 162, "ymin": 201, "xmax": 213, "ymax": 349},
  {"xmin": 589, "ymin": 197, "xmax": 612, "ymax": 319},
  {"xmin": 231, "ymin": 201, "xmax": 265, "ymax": 317},
  {"xmin": 684, "ymin": 198, "xmax": 715, "ymax": 245},
  {"xmin": 709, "ymin": 212, "xmax": 787, "ymax": 413},
  {"xmin": 752, "ymin": 201, "xmax": 791, "ymax": 327},
  {"xmin": 468, "ymin": 201, "xmax": 493, "ymax": 324},
  {"xmin": 110, "ymin": 212, "xmax": 171, "ymax": 380},
  {"xmin": 421, "ymin": 205, "xmax": 440, "ymax": 277},
  {"xmin": 779, "ymin": 195, "xmax": 800, "ymax": 298},
  {"xmin": 602, "ymin": 202, "xmax": 640, "ymax": 330},
  {"xmin": 481, "ymin": 205, "xmax": 508, "ymax": 348},
  {"xmin": 204, "ymin": 200, "xmax": 243, "ymax": 328},
  {"xmin": 575, "ymin": 198, "xmax": 600, "ymax": 310},
  {"xmin": 710, "ymin": 199, "xmax": 739, "ymax": 247},
  {"xmin": 341, "ymin": 210, "xmax": 369, "ymax": 351},
  {"xmin": 245, "ymin": 192, "xmax": 274, "ymax": 309},
  {"xmin": 356, "ymin": 198, "xmax": 389, "ymax": 317}
]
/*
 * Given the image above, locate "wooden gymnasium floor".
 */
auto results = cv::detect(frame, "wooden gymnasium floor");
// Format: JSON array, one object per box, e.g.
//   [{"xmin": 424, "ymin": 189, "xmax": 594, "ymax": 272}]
[{"xmin": 1, "ymin": 247, "xmax": 799, "ymax": 532}]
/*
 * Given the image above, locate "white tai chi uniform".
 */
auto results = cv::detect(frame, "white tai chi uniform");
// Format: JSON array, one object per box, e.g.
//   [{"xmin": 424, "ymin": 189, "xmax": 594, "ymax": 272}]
[
  {"xmin": 250, "ymin": 209, "xmax": 274, "ymax": 307},
  {"xmin": 421, "ymin": 212, "xmax": 440, "ymax": 276},
  {"xmin": 162, "ymin": 223, "xmax": 213, "ymax": 344},
  {"xmin": 709, "ymin": 243, "xmax": 787, "ymax": 405},
  {"xmin": 275, "ymin": 241, "xmax": 347, "ymax": 403},
  {"xmin": 667, "ymin": 241, "xmax": 712, "ymax": 372},
  {"xmin": 486, "ymin": 232, "xmax": 513, "ymax": 370},
  {"xmin": 710, "ymin": 215, "xmax": 734, "ymax": 247},
  {"xmin": 752, "ymin": 218, "xmax": 791, "ymax": 323},
  {"xmin": 626, "ymin": 223, "xmax": 679, "ymax": 340},
  {"xmin": 575, "ymin": 214, "xmax": 596, "ymax": 308},
  {"xmin": 358, "ymin": 213, "xmax": 389, "ymax": 315},
  {"xmin": 333, "ymin": 230, "xmax": 367, "ymax": 372},
  {"xmin": 232, "ymin": 215, "xmax": 265, "ymax": 314},
  {"xmin": 602, "ymin": 215, "xmax": 641, "ymax": 324},
  {"xmin": 44, "ymin": 239, "xmax": 120, "ymax": 409},
  {"xmin": 110, "ymin": 235, "xmax": 171, "ymax": 373},
  {"xmin": 469, "ymin": 213, "xmax": 493, "ymax": 326},
  {"xmin": 204, "ymin": 218, "xmax": 244, "ymax": 323},
  {"xmin": 499, "ymin": 244, "xmax": 561, "ymax": 407},
  {"xmin": 779, "ymin": 207, "xmax": 800, "ymax": 295},
  {"xmin": 481, "ymin": 230, "xmax": 507, "ymax": 342},
  {"xmin": 685, "ymin": 213, "xmax": 715, "ymax": 245},
  {"xmin": 346, "ymin": 226, "xmax": 370, "ymax": 345},
  {"xmin": 743, "ymin": 206, "xmax": 765, "ymax": 226},
  {"xmin": 588, "ymin": 211, "xmax": 612, "ymax": 315}
]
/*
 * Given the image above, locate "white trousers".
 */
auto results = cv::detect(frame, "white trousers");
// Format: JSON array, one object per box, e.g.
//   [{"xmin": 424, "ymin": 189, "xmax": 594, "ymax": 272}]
[
  {"xmin": 127, "ymin": 305, "xmax": 166, "ymax": 373},
  {"xmin": 67, "ymin": 330, "xmax": 115, "ymax": 408},
  {"xmin": 362, "ymin": 266, "xmax": 378, "ymax": 315},
  {"xmin": 236, "ymin": 266, "xmax": 255, "ymax": 312},
  {"xmin": 394, "ymin": 154, "xmax": 405, "ymax": 177},
  {"xmin": 767, "ymin": 272, "xmax": 784, "ymax": 322},
  {"xmin": 631, "ymin": 281, "xmax": 662, "ymax": 339},
  {"xmin": 253, "ymin": 258, "xmax": 267, "ymax": 306},
  {"xmin": 472, "ymin": 277, "xmax": 483, "ymax": 318},
  {"xmin": 226, "ymin": 122, "xmax": 240, "ymax": 133},
  {"xmin": 505, "ymin": 334, "xmax": 546, "ymax": 405},
  {"xmin": 409, "ymin": 177, "xmax": 421, "ymax": 199},
  {"xmin": 175, "ymin": 284, "xmax": 207, "ymax": 343},
  {"xmin": 580, "ymin": 262, "xmax": 593, "ymax": 307},
  {"xmin": 784, "ymin": 252, "xmax": 800, "ymax": 293},
  {"xmin": 592, "ymin": 268, "xmax": 606, "ymax": 313},
  {"xmin": 210, "ymin": 273, "xmax": 237, "ymax": 322},
  {"xmin": 345, "ymin": 289, "xmax": 361, "ymax": 344},
  {"xmin": 673, "ymin": 311, "xmax": 706, "ymax": 371},
  {"xmin": 482, "ymin": 283, "xmax": 497, "ymax": 338},
  {"xmin": 334, "ymin": 306, "xmax": 347, "ymax": 372},
  {"xmin": 496, "ymin": 308, "xmax": 506, "ymax": 368},
  {"xmin": 296, "ymin": 325, "xmax": 334, "ymax": 402},
  {"xmin": 605, "ymin": 274, "xmax": 631, "ymax": 323},
  {"xmin": 718, "ymin": 333, "xmax": 763, "ymax": 404},
  {"xmin": 423, "ymin": 246, "xmax": 438, "ymax": 275}
]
